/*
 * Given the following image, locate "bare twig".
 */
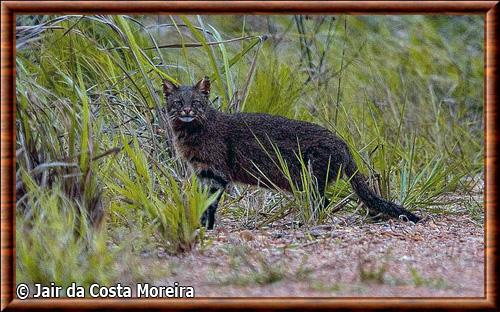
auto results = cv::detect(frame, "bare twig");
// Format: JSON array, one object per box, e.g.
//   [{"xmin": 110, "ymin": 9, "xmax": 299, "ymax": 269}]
[{"xmin": 141, "ymin": 35, "xmax": 262, "ymax": 50}]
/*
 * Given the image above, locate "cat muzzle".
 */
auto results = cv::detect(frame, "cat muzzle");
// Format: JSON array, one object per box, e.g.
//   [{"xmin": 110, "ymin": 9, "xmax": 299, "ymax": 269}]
[{"xmin": 178, "ymin": 109, "xmax": 196, "ymax": 122}]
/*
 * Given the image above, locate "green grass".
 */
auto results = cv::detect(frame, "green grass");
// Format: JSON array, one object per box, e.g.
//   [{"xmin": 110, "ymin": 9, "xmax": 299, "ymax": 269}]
[
  {"xmin": 409, "ymin": 267, "xmax": 448, "ymax": 289},
  {"xmin": 107, "ymin": 138, "xmax": 220, "ymax": 253},
  {"xmin": 215, "ymin": 245, "xmax": 311, "ymax": 286},
  {"xmin": 15, "ymin": 15, "xmax": 483, "ymax": 286},
  {"xmin": 16, "ymin": 186, "xmax": 113, "ymax": 288}
]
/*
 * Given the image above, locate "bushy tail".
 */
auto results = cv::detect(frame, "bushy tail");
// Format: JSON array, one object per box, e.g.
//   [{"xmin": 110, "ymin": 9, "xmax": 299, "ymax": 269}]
[{"xmin": 344, "ymin": 158, "xmax": 420, "ymax": 223}]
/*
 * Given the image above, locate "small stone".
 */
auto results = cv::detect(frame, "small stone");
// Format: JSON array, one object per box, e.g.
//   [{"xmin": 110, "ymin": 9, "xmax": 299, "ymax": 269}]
[
  {"xmin": 240, "ymin": 230, "xmax": 255, "ymax": 241},
  {"xmin": 157, "ymin": 250, "xmax": 167, "ymax": 258},
  {"xmin": 401, "ymin": 255, "xmax": 414, "ymax": 261},
  {"xmin": 271, "ymin": 231, "xmax": 284, "ymax": 239},
  {"xmin": 310, "ymin": 226, "xmax": 331, "ymax": 237},
  {"xmin": 295, "ymin": 232, "xmax": 305, "ymax": 239}
]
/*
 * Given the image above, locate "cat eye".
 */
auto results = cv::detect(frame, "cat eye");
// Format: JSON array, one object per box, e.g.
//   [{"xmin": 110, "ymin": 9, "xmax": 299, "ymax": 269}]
[
  {"xmin": 192, "ymin": 100, "xmax": 201, "ymax": 105},
  {"xmin": 173, "ymin": 100, "xmax": 182, "ymax": 105}
]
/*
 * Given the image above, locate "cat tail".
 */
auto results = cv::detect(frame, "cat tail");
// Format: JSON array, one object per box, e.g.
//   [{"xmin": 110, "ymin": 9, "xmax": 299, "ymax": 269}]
[{"xmin": 343, "ymin": 156, "xmax": 421, "ymax": 223}]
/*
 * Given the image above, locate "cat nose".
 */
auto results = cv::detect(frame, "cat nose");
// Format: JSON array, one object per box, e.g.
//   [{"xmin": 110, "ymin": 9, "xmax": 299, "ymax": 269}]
[{"xmin": 181, "ymin": 107, "xmax": 193, "ymax": 115}]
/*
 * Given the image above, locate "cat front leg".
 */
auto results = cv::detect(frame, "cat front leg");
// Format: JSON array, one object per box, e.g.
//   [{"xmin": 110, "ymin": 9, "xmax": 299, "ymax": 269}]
[{"xmin": 197, "ymin": 169, "xmax": 228, "ymax": 229}]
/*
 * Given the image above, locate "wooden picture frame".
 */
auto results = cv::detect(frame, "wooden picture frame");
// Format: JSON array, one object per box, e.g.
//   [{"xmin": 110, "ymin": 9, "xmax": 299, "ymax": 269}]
[{"xmin": 1, "ymin": 1, "xmax": 497, "ymax": 310}]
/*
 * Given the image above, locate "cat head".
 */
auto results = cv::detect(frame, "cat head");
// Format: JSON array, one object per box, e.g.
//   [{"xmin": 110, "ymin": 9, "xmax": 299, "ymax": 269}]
[{"xmin": 162, "ymin": 77, "xmax": 210, "ymax": 125}]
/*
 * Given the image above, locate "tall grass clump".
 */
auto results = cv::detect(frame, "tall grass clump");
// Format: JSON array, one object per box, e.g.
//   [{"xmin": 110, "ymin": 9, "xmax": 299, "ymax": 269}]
[
  {"xmin": 241, "ymin": 54, "xmax": 307, "ymax": 119},
  {"xmin": 16, "ymin": 187, "xmax": 113, "ymax": 287},
  {"xmin": 16, "ymin": 48, "xmax": 115, "ymax": 285},
  {"xmin": 107, "ymin": 139, "xmax": 220, "ymax": 253}
]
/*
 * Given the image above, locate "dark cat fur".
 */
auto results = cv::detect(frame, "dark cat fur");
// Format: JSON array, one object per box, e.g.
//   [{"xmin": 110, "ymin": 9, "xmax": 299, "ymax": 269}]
[{"xmin": 161, "ymin": 77, "xmax": 421, "ymax": 229}]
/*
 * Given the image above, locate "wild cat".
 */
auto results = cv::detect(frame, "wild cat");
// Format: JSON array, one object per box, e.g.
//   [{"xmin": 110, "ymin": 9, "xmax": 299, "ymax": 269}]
[{"xmin": 160, "ymin": 77, "xmax": 420, "ymax": 229}]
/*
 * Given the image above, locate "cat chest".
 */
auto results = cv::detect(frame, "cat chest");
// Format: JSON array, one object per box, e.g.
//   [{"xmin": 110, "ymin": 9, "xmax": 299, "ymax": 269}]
[{"xmin": 173, "ymin": 137, "xmax": 210, "ymax": 171}]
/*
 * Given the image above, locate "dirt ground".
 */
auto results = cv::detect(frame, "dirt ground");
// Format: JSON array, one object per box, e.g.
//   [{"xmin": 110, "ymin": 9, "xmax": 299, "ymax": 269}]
[{"xmin": 133, "ymin": 213, "xmax": 484, "ymax": 298}]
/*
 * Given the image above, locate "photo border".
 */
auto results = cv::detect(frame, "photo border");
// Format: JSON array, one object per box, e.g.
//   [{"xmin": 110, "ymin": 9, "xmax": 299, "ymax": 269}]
[{"xmin": 1, "ymin": 1, "xmax": 498, "ymax": 310}]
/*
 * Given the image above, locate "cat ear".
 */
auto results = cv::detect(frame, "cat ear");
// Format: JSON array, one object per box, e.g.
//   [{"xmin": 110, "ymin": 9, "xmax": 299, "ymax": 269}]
[
  {"xmin": 163, "ymin": 79, "xmax": 178, "ymax": 98},
  {"xmin": 195, "ymin": 76, "xmax": 210, "ymax": 95}
]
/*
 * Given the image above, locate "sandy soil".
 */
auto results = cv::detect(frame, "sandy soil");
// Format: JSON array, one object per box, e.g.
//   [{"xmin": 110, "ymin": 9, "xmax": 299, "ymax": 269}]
[{"xmin": 134, "ymin": 214, "xmax": 484, "ymax": 297}]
